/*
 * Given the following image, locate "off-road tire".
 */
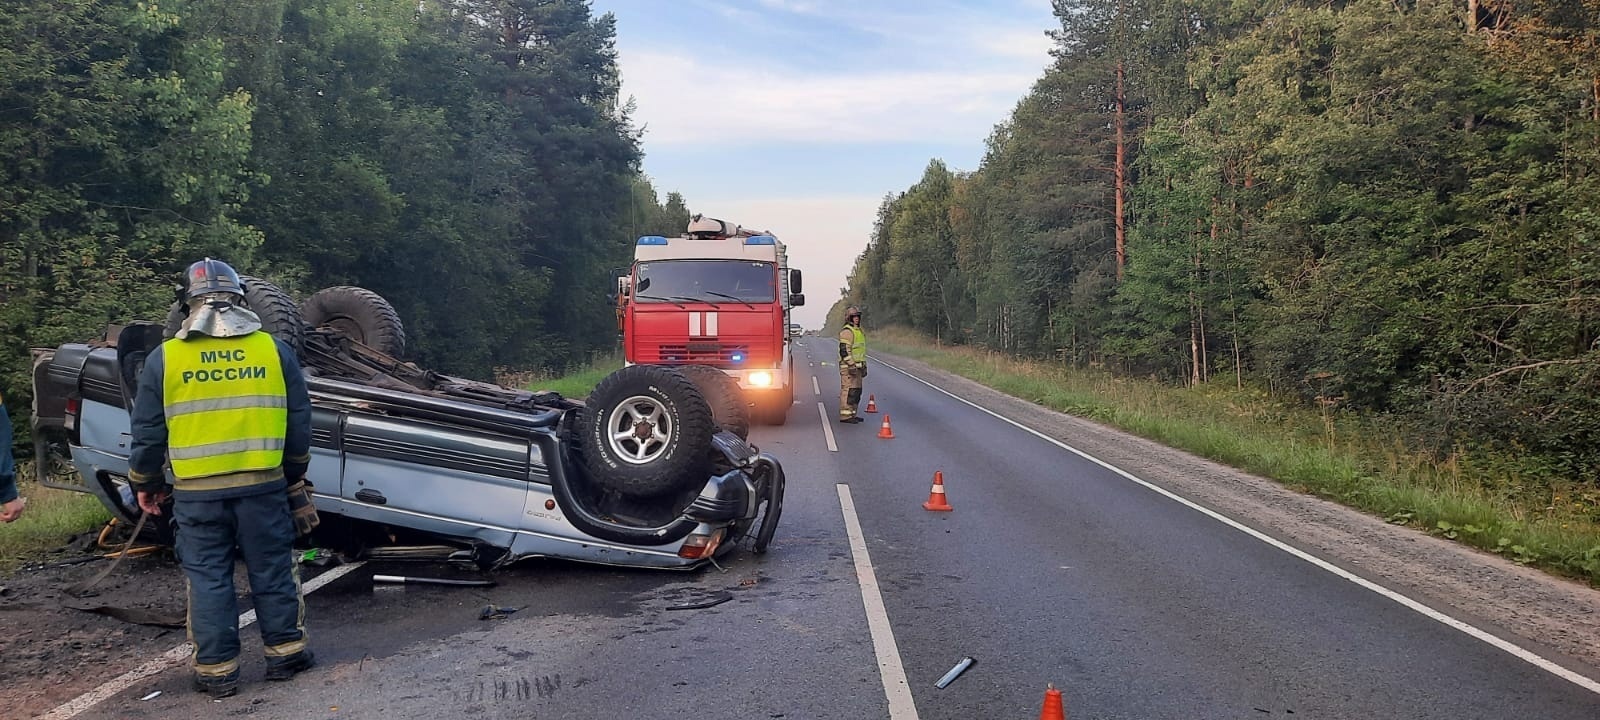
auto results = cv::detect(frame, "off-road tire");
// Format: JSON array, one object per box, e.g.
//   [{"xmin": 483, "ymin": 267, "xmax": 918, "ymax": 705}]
[
  {"xmin": 674, "ymin": 365, "xmax": 750, "ymax": 440},
  {"xmin": 301, "ymin": 286, "xmax": 406, "ymax": 358},
  {"xmin": 581, "ymin": 365, "xmax": 714, "ymax": 499},
  {"xmin": 162, "ymin": 275, "xmax": 306, "ymax": 356}
]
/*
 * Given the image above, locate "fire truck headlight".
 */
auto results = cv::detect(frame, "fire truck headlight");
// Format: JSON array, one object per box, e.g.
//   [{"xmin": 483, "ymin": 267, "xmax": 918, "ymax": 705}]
[{"xmin": 749, "ymin": 371, "xmax": 773, "ymax": 388}]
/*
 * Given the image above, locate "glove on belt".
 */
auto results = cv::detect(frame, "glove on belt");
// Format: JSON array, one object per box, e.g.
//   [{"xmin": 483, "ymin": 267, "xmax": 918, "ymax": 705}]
[{"xmin": 286, "ymin": 479, "xmax": 320, "ymax": 537}]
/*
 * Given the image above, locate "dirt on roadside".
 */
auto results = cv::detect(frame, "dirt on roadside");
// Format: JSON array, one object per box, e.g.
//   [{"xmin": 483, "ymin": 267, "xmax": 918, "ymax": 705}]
[
  {"xmin": 879, "ymin": 352, "xmax": 1600, "ymax": 677},
  {"xmin": 0, "ymin": 531, "xmax": 189, "ymax": 718}
]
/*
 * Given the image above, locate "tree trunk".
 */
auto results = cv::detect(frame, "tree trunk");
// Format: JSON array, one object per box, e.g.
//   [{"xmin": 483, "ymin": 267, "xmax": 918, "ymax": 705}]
[{"xmin": 1114, "ymin": 60, "xmax": 1128, "ymax": 282}]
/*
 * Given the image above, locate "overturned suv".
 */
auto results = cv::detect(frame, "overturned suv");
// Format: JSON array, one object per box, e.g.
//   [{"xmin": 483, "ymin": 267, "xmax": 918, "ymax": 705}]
[{"xmin": 31, "ymin": 277, "xmax": 783, "ymax": 569}]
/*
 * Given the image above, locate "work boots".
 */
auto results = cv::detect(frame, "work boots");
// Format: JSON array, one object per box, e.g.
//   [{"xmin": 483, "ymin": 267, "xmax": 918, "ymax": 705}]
[
  {"xmin": 265, "ymin": 649, "xmax": 316, "ymax": 681},
  {"xmin": 192, "ymin": 670, "xmax": 240, "ymax": 698}
]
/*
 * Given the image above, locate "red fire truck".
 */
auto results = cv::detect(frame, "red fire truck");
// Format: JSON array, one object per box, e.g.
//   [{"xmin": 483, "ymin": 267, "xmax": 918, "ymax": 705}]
[{"xmin": 614, "ymin": 215, "xmax": 804, "ymax": 424}]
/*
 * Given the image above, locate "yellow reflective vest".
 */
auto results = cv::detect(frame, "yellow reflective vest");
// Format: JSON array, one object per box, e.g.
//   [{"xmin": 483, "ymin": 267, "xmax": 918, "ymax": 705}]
[
  {"xmin": 839, "ymin": 325, "xmax": 867, "ymax": 363},
  {"xmin": 162, "ymin": 332, "xmax": 288, "ymax": 480}
]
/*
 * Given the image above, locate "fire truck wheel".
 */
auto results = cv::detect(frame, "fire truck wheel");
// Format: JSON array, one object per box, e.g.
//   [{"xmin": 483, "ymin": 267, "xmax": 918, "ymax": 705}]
[
  {"xmin": 301, "ymin": 286, "xmax": 407, "ymax": 358},
  {"xmin": 581, "ymin": 365, "xmax": 714, "ymax": 499},
  {"xmin": 674, "ymin": 365, "xmax": 750, "ymax": 440},
  {"xmin": 162, "ymin": 275, "xmax": 306, "ymax": 356}
]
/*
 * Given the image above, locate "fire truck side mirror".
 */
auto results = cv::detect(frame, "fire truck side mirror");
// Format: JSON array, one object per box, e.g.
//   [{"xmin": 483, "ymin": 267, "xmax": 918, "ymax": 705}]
[
  {"xmin": 790, "ymin": 293, "xmax": 806, "ymax": 307},
  {"xmin": 608, "ymin": 271, "xmax": 629, "ymax": 304},
  {"xmin": 789, "ymin": 269, "xmax": 803, "ymax": 294}
]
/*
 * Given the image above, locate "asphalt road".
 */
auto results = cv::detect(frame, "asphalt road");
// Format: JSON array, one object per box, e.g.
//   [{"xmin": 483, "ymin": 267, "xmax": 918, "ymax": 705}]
[{"xmin": 56, "ymin": 337, "xmax": 1600, "ymax": 719}]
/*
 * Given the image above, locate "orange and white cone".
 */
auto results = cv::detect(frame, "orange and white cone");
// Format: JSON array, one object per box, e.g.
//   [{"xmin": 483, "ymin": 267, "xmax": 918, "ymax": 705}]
[
  {"xmin": 1037, "ymin": 684, "xmax": 1065, "ymax": 720},
  {"xmin": 921, "ymin": 471, "xmax": 953, "ymax": 512},
  {"xmin": 877, "ymin": 414, "xmax": 895, "ymax": 439},
  {"xmin": 865, "ymin": 395, "xmax": 879, "ymax": 413}
]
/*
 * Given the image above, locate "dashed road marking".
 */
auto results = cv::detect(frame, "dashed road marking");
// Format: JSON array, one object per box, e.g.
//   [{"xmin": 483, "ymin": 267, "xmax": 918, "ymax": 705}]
[
  {"xmin": 812, "ymin": 375, "xmax": 821, "ymax": 396},
  {"xmin": 817, "ymin": 402, "xmax": 838, "ymax": 452},
  {"xmin": 837, "ymin": 484, "xmax": 918, "ymax": 719}
]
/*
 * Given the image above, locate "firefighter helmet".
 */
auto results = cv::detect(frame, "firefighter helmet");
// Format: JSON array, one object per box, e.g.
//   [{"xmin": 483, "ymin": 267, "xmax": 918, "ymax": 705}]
[{"xmin": 183, "ymin": 258, "xmax": 245, "ymax": 303}]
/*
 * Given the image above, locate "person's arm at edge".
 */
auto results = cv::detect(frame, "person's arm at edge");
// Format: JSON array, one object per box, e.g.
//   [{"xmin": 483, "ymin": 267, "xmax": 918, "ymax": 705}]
[
  {"xmin": 0, "ymin": 403, "xmax": 21, "ymax": 513},
  {"xmin": 128, "ymin": 346, "xmax": 172, "ymax": 514},
  {"xmin": 277, "ymin": 338, "xmax": 311, "ymax": 484}
]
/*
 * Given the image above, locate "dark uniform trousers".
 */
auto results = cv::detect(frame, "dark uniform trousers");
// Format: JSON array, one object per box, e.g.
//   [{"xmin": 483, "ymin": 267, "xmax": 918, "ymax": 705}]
[{"xmin": 173, "ymin": 483, "xmax": 307, "ymax": 675}]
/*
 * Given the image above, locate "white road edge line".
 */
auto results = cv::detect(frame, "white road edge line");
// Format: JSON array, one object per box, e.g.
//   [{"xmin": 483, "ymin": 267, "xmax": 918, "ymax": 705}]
[
  {"xmin": 873, "ymin": 356, "xmax": 1600, "ymax": 697},
  {"xmin": 837, "ymin": 484, "xmax": 919, "ymax": 720},
  {"xmin": 44, "ymin": 561, "xmax": 368, "ymax": 719},
  {"xmin": 817, "ymin": 402, "xmax": 838, "ymax": 453},
  {"xmin": 812, "ymin": 374, "xmax": 822, "ymax": 397}
]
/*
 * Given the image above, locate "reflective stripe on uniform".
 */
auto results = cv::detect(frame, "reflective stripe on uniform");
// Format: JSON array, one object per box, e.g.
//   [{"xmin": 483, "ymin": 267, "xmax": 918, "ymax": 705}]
[
  {"xmin": 166, "ymin": 394, "xmax": 288, "ymax": 416},
  {"xmin": 168, "ymin": 437, "xmax": 286, "ymax": 461}
]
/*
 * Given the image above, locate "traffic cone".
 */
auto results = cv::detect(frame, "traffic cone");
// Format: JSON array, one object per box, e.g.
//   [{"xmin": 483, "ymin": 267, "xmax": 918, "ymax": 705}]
[
  {"xmin": 921, "ymin": 471, "xmax": 953, "ymax": 512},
  {"xmin": 1038, "ymin": 684, "xmax": 1065, "ymax": 720},
  {"xmin": 865, "ymin": 395, "xmax": 879, "ymax": 413},
  {"xmin": 877, "ymin": 414, "xmax": 895, "ymax": 439}
]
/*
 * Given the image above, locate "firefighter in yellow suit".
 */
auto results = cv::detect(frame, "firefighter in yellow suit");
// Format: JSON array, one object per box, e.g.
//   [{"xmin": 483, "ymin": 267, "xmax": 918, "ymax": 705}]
[{"xmin": 838, "ymin": 307, "xmax": 867, "ymax": 423}]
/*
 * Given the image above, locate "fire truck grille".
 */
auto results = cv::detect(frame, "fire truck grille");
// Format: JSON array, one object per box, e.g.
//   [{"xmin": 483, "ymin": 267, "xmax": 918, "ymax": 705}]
[{"xmin": 652, "ymin": 343, "xmax": 751, "ymax": 364}]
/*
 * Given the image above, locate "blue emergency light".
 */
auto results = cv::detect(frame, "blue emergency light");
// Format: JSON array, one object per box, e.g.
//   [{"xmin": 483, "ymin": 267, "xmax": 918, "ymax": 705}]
[
  {"xmin": 637, "ymin": 235, "xmax": 669, "ymax": 245},
  {"xmin": 743, "ymin": 235, "xmax": 776, "ymax": 245},
  {"xmin": 730, "ymin": 352, "xmax": 745, "ymax": 363}
]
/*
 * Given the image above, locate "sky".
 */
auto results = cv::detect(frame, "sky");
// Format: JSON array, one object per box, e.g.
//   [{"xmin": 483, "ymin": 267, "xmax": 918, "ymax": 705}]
[{"xmin": 589, "ymin": 0, "xmax": 1059, "ymax": 328}]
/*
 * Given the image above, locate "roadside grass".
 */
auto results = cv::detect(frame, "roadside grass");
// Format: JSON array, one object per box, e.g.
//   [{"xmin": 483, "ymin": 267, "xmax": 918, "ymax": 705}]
[
  {"xmin": 873, "ymin": 328, "xmax": 1600, "ymax": 586},
  {"xmin": 0, "ymin": 463, "xmax": 112, "ymax": 574},
  {"xmin": 504, "ymin": 354, "xmax": 624, "ymax": 399}
]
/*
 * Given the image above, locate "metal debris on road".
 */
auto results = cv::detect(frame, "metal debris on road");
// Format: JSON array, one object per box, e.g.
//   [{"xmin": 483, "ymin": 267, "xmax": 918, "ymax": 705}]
[
  {"xmin": 665, "ymin": 591, "xmax": 733, "ymax": 611},
  {"xmin": 479, "ymin": 605, "xmax": 520, "ymax": 620},
  {"xmin": 68, "ymin": 605, "xmax": 186, "ymax": 628},
  {"xmin": 934, "ymin": 656, "xmax": 976, "ymax": 689},
  {"xmin": 371, "ymin": 574, "xmax": 495, "ymax": 587},
  {"xmin": 140, "ymin": 691, "xmax": 161, "ymax": 701}
]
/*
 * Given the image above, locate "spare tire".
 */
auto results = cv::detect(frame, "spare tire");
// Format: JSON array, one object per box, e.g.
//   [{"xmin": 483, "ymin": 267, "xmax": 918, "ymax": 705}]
[
  {"xmin": 581, "ymin": 365, "xmax": 714, "ymax": 499},
  {"xmin": 162, "ymin": 275, "xmax": 306, "ymax": 356},
  {"xmin": 674, "ymin": 365, "xmax": 749, "ymax": 440},
  {"xmin": 301, "ymin": 286, "xmax": 406, "ymax": 358}
]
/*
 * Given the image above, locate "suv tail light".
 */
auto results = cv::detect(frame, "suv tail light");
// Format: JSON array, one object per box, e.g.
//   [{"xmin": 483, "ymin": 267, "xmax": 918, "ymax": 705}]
[
  {"xmin": 677, "ymin": 528, "xmax": 726, "ymax": 559},
  {"xmin": 64, "ymin": 396, "xmax": 80, "ymax": 432}
]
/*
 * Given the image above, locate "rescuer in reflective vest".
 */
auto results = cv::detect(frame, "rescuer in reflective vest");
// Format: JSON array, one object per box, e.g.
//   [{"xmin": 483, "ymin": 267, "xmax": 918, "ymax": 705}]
[
  {"xmin": 838, "ymin": 306, "xmax": 868, "ymax": 423},
  {"xmin": 128, "ymin": 259, "xmax": 315, "ymax": 698}
]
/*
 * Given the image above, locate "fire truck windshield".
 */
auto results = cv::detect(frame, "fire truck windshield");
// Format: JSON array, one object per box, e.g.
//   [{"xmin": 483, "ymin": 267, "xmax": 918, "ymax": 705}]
[{"xmin": 635, "ymin": 260, "xmax": 776, "ymax": 304}]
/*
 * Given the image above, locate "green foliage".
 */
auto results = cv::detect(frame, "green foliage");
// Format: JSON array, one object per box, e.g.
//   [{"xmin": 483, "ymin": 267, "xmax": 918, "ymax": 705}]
[
  {"xmin": 843, "ymin": 0, "xmax": 1600, "ymax": 505},
  {"xmin": 1, "ymin": 0, "xmax": 690, "ymax": 435}
]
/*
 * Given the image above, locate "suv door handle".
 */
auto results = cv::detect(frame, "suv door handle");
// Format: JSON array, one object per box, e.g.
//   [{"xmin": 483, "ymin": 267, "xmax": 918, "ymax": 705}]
[{"xmin": 354, "ymin": 489, "xmax": 387, "ymax": 505}]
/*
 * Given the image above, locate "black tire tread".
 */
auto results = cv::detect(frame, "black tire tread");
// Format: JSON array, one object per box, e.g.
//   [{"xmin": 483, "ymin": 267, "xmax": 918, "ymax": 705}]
[
  {"xmin": 674, "ymin": 365, "xmax": 750, "ymax": 440},
  {"xmin": 301, "ymin": 285, "xmax": 406, "ymax": 358},
  {"xmin": 239, "ymin": 275, "xmax": 306, "ymax": 355}
]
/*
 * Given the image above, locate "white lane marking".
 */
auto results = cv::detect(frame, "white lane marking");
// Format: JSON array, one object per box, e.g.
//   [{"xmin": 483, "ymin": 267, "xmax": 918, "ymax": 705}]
[
  {"xmin": 817, "ymin": 402, "xmax": 838, "ymax": 453},
  {"xmin": 44, "ymin": 561, "xmax": 368, "ymax": 719},
  {"xmin": 837, "ymin": 485, "xmax": 919, "ymax": 720},
  {"xmin": 873, "ymin": 356, "xmax": 1600, "ymax": 696},
  {"xmin": 812, "ymin": 375, "xmax": 822, "ymax": 396}
]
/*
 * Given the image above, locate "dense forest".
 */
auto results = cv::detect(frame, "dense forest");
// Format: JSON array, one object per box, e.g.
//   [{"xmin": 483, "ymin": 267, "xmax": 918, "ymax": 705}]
[
  {"xmin": 0, "ymin": 0, "xmax": 692, "ymax": 413},
  {"xmin": 833, "ymin": 0, "xmax": 1600, "ymax": 485}
]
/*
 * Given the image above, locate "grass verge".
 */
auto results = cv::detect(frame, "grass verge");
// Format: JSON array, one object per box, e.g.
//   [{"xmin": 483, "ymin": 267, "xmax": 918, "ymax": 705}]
[
  {"xmin": 0, "ymin": 463, "xmax": 112, "ymax": 574},
  {"xmin": 511, "ymin": 355, "xmax": 624, "ymax": 399},
  {"xmin": 873, "ymin": 327, "xmax": 1600, "ymax": 586}
]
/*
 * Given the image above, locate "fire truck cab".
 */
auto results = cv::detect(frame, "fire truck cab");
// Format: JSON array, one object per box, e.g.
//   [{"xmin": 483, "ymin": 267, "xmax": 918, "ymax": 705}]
[{"xmin": 615, "ymin": 215, "xmax": 805, "ymax": 424}]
